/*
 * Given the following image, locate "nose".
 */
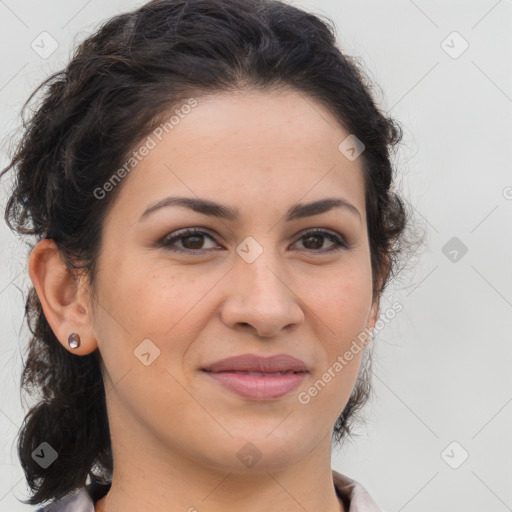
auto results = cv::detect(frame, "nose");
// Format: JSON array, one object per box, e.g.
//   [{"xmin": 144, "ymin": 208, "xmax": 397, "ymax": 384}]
[{"xmin": 220, "ymin": 245, "xmax": 304, "ymax": 338}]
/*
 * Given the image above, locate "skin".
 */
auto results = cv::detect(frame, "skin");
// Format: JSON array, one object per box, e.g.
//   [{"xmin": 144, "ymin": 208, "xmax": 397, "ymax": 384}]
[{"xmin": 29, "ymin": 88, "xmax": 383, "ymax": 512}]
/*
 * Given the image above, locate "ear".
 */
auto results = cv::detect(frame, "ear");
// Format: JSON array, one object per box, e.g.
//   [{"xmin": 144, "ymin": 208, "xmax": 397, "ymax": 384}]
[
  {"xmin": 367, "ymin": 295, "xmax": 379, "ymax": 326},
  {"xmin": 366, "ymin": 258, "xmax": 391, "ymax": 332},
  {"xmin": 359, "ymin": 296, "xmax": 379, "ymax": 349},
  {"xmin": 28, "ymin": 239, "xmax": 97, "ymax": 355}
]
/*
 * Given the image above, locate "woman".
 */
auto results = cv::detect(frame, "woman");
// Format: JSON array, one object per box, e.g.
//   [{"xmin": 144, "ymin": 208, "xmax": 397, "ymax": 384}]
[{"xmin": 1, "ymin": 0, "xmax": 411, "ymax": 510}]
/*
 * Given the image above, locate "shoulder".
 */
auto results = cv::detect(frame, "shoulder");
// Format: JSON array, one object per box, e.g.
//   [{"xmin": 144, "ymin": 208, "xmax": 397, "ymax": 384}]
[
  {"xmin": 332, "ymin": 469, "xmax": 384, "ymax": 512},
  {"xmin": 34, "ymin": 488, "xmax": 94, "ymax": 512},
  {"xmin": 34, "ymin": 482, "xmax": 110, "ymax": 512}
]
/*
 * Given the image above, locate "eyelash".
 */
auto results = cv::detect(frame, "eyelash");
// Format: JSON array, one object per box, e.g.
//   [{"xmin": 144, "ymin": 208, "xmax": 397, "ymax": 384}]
[{"xmin": 160, "ymin": 227, "xmax": 348, "ymax": 254}]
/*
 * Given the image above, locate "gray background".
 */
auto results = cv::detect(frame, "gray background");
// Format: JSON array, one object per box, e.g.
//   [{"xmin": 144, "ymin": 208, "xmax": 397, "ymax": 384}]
[{"xmin": 1, "ymin": 1, "xmax": 511, "ymax": 511}]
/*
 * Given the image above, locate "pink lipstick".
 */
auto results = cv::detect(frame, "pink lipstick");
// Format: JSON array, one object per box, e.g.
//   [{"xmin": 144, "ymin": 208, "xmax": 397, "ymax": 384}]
[{"xmin": 202, "ymin": 353, "xmax": 309, "ymax": 400}]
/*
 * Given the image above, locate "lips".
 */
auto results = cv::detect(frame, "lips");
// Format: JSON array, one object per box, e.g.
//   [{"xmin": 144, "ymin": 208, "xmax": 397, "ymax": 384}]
[
  {"xmin": 202, "ymin": 353, "xmax": 309, "ymax": 400},
  {"xmin": 202, "ymin": 353, "xmax": 309, "ymax": 374}
]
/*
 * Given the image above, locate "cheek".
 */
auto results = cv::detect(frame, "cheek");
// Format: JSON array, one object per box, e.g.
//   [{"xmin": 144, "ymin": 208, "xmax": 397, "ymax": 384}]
[
  {"xmin": 297, "ymin": 260, "xmax": 373, "ymax": 341},
  {"xmin": 92, "ymin": 258, "xmax": 203, "ymax": 420},
  {"xmin": 94, "ymin": 254, "xmax": 220, "ymax": 384},
  {"xmin": 300, "ymin": 266, "xmax": 372, "ymax": 413},
  {"xmin": 99, "ymin": 250, "xmax": 194, "ymax": 334}
]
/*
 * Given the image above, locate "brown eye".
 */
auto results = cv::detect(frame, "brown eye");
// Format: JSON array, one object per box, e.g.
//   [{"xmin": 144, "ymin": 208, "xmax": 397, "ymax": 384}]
[
  {"xmin": 161, "ymin": 228, "xmax": 218, "ymax": 253},
  {"xmin": 293, "ymin": 229, "xmax": 347, "ymax": 252},
  {"xmin": 160, "ymin": 227, "xmax": 347, "ymax": 255},
  {"xmin": 302, "ymin": 233, "xmax": 324, "ymax": 250},
  {"xmin": 181, "ymin": 234, "xmax": 206, "ymax": 250}
]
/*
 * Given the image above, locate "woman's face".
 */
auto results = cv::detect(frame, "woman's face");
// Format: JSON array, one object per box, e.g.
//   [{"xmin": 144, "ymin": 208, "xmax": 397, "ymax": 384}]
[{"xmin": 87, "ymin": 88, "xmax": 379, "ymax": 473}]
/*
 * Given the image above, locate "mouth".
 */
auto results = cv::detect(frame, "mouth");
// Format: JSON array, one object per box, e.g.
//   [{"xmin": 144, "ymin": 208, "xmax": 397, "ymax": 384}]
[
  {"xmin": 201, "ymin": 353, "xmax": 309, "ymax": 400},
  {"xmin": 201, "ymin": 371, "xmax": 308, "ymax": 400},
  {"xmin": 202, "ymin": 370, "xmax": 307, "ymax": 375},
  {"xmin": 202, "ymin": 353, "xmax": 309, "ymax": 374}
]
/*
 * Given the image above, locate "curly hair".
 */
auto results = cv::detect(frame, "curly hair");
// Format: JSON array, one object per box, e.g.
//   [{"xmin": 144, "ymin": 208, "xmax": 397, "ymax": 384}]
[{"xmin": 1, "ymin": 0, "xmax": 411, "ymax": 506}]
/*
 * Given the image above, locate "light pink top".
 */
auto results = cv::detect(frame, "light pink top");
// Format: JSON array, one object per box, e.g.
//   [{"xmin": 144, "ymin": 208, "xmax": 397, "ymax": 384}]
[{"xmin": 36, "ymin": 470, "xmax": 383, "ymax": 511}]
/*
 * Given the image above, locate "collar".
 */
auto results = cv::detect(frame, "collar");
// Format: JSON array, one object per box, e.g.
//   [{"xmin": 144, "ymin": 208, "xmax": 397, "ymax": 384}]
[
  {"xmin": 37, "ymin": 470, "xmax": 383, "ymax": 512},
  {"xmin": 332, "ymin": 470, "xmax": 383, "ymax": 511}
]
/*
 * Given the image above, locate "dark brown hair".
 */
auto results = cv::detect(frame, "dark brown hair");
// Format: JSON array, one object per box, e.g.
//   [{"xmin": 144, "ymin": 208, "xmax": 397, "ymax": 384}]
[{"xmin": 1, "ymin": 0, "xmax": 411, "ymax": 506}]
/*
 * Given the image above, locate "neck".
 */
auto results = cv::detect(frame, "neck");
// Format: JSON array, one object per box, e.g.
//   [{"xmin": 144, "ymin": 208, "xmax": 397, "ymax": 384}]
[
  {"xmin": 96, "ymin": 385, "xmax": 346, "ymax": 512},
  {"xmin": 94, "ymin": 438, "xmax": 345, "ymax": 512}
]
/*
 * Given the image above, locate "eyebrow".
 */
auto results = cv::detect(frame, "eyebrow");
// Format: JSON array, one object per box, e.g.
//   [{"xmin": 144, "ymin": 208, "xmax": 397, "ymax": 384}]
[{"xmin": 138, "ymin": 196, "xmax": 361, "ymax": 223}]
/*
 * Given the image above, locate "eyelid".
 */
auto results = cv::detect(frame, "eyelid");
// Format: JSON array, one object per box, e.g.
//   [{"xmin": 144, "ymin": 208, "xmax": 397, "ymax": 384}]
[{"xmin": 160, "ymin": 227, "xmax": 220, "ymax": 250}]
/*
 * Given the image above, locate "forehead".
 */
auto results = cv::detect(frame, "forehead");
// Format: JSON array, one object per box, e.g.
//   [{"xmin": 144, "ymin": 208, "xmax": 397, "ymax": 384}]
[{"xmin": 108, "ymin": 88, "xmax": 366, "ymax": 226}]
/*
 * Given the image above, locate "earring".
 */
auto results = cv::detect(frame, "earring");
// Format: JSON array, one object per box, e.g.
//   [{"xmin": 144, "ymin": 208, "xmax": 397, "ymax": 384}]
[{"xmin": 68, "ymin": 332, "xmax": 81, "ymax": 349}]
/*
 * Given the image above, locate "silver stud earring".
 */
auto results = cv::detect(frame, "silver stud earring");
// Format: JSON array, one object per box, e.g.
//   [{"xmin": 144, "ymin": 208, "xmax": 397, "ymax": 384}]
[{"xmin": 68, "ymin": 332, "xmax": 81, "ymax": 349}]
